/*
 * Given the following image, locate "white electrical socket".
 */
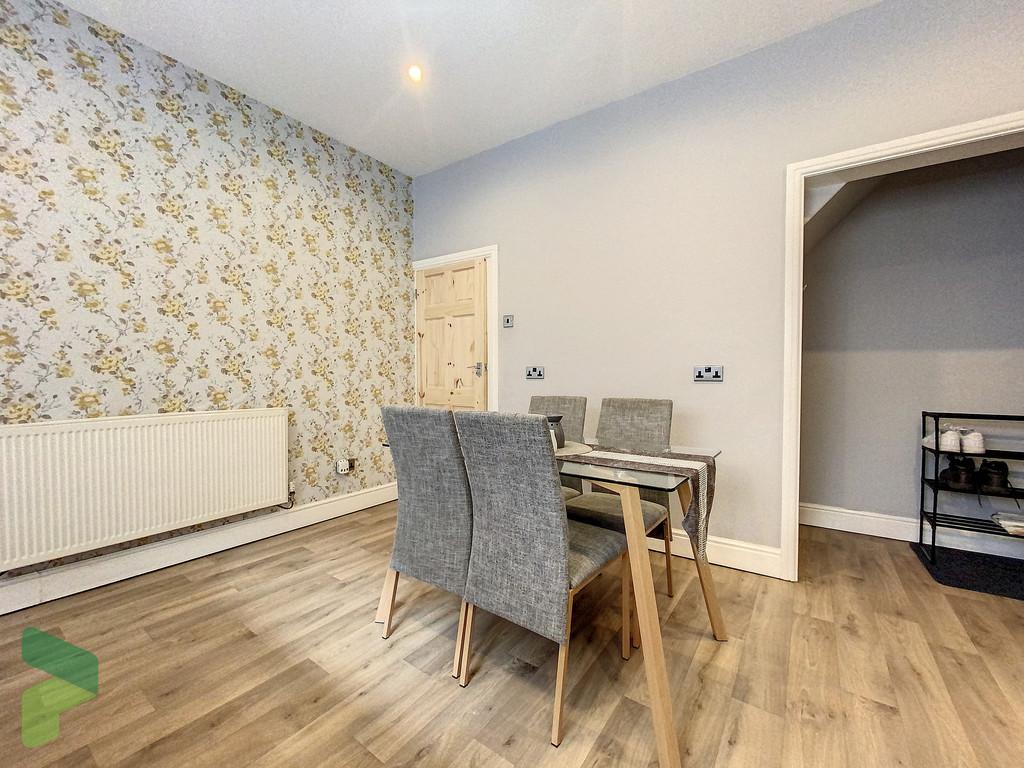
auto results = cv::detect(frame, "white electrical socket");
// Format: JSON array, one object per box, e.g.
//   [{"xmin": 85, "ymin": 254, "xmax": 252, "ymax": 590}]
[
  {"xmin": 336, "ymin": 458, "xmax": 353, "ymax": 475},
  {"xmin": 525, "ymin": 366, "xmax": 545, "ymax": 380}
]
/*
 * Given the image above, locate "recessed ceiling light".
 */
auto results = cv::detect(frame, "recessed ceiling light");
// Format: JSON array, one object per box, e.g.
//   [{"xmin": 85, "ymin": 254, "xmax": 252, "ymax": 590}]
[{"xmin": 407, "ymin": 64, "xmax": 423, "ymax": 83}]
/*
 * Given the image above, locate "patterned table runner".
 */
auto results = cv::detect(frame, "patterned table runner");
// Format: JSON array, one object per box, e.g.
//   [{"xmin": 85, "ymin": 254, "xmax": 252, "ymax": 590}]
[{"xmin": 564, "ymin": 446, "xmax": 717, "ymax": 559}]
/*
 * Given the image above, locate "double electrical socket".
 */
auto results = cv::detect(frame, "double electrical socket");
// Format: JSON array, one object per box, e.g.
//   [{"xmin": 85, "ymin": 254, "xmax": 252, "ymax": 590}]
[
  {"xmin": 693, "ymin": 365, "xmax": 724, "ymax": 382},
  {"xmin": 525, "ymin": 366, "xmax": 545, "ymax": 380}
]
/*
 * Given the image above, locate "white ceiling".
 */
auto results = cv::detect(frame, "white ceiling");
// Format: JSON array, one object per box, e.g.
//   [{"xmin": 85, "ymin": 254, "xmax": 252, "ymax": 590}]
[{"xmin": 64, "ymin": 1, "xmax": 881, "ymax": 176}]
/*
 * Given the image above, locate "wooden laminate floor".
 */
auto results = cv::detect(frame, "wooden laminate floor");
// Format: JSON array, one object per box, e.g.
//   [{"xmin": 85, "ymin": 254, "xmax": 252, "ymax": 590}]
[{"xmin": 2, "ymin": 505, "xmax": 1023, "ymax": 767}]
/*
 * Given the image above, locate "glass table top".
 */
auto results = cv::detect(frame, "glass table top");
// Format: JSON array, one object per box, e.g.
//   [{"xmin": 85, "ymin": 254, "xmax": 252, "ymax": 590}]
[
  {"xmin": 557, "ymin": 460, "xmax": 687, "ymax": 490},
  {"xmin": 381, "ymin": 436, "xmax": 719, "ymax": 492},
  {"xmin": 557, "ymin": 444, "xmax": 720, "ymax": 491}
]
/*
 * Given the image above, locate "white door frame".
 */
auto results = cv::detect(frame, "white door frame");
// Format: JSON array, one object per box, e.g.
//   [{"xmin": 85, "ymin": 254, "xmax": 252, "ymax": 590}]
[
  {"xmin": 781, "ymin": 109, "xmax": 1024, "ymax": 582},
  {"xmin": 412, "ymin": 244, "xmax": 500, "ymax": 410}
]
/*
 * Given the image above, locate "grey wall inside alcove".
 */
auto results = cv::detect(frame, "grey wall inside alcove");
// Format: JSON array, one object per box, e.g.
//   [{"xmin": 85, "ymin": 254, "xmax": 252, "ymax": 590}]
[{"xmin": 801, "ymin": 149, "xmax": 1024, "ymax": 524}]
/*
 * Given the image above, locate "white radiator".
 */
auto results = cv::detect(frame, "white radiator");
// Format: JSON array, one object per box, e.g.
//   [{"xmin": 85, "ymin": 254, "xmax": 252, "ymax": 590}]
[{"xmin": 0, "ymin": 409, "xmax": 289, "ymax": 571}]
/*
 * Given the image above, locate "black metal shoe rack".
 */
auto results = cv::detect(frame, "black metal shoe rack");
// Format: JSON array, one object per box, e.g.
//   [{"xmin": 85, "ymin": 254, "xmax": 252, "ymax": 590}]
[{"xmin": 919, "ymin": 411, "xmax": 1024, "ymax": 563}]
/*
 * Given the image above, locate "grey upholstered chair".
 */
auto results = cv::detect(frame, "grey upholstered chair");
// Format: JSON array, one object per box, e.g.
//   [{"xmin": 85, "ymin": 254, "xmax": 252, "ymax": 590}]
[
  {"xmin": 564, "ymin": 398, "xmax": 676, "ymax": 596},
  {"xmin": 452, "ymin": 411, "xmax": 630, "ymax": 747},
  {"xmin": 376, "ymin": 406, "xmax": 474, "ymax": 669},
  {"xmin": 528, "ymin": 395, "xmax": 587, "ymax": 500}
]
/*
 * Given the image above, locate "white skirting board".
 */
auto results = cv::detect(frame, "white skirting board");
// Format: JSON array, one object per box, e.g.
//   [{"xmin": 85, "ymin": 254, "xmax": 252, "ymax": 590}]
[
  {"xmin": 0, "ymin": 482, "xmax": 398, "ymax": 616},
  {"xmin": 800, "ymin": 502, "xmax": 1024, "ymax": 560},
  {"xmin": 648, "ymin": 529, "xmax": 785, "ymax": 580}
]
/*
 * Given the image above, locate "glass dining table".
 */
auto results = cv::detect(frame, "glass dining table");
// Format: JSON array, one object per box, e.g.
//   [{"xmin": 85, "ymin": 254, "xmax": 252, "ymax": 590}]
[
  {"xmin": 381, "ymin": 433, "xmax": 724, "ymax": 768},
  {"xmin": 555, "ymin": 443, "xmax": 725, "ymax": 768}
]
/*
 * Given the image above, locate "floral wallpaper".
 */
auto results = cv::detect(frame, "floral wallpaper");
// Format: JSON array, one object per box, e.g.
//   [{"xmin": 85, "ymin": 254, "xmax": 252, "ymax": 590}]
[{"xmin": 0, "ymin": 1, "xmax": 415, "ymax": 518}]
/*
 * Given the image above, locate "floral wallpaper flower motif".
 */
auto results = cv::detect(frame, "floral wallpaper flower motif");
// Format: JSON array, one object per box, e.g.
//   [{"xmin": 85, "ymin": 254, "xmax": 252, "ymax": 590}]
[{"xmin": 0, "ymin": 0, "xmax": 415, "ymax": 507}]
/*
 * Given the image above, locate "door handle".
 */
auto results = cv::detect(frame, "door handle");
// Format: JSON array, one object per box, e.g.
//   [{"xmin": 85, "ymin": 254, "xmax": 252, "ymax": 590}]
[{"xmin": 466, "ymin": 362, "xmax": 486, "ymax": 377}]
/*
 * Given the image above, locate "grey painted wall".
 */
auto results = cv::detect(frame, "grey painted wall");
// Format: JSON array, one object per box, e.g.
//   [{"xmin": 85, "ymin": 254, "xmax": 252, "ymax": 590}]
[
  {"xmin": 801, "ymin": 151, "xmax": 1024, "ymax": 523},
  {"xmin": 412, "ymin": 0, "xmax": 1024, "ymax": 551}
]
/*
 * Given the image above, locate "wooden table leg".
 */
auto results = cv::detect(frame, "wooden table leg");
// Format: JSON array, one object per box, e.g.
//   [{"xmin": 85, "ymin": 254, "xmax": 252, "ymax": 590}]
[
  {"xmin": 691, "ymin": 541, "xmax": 727, "ymax": 641},
  {"xmin": 676, "ymin": 484, "xmax": 727, "ymax": 641},
  {"xmin": 620, "ymin": 552, "xmax": 632, "ymax": 661},
  {"xmin": 598, "ymin": 481, "xmax": 682, "ymax": 768}
]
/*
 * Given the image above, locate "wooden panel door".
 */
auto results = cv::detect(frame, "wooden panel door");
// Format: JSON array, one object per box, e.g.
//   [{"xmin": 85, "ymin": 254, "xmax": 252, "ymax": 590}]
[{"xmin": 416, "ymin": 258, "xmax": 487, "ymax": 410}]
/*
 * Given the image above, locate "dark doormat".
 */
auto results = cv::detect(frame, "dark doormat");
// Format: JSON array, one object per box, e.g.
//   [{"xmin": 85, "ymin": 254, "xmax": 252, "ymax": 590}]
[{"xmin": 911, "ymin": 542, "xmax": 1024, "ymax": 601}]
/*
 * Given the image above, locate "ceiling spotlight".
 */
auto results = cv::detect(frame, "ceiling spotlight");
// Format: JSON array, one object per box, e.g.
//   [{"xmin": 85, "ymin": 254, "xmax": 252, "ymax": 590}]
[{"xmin": 407, "ymin": 64, "xmax": 423, "ymax": 83}]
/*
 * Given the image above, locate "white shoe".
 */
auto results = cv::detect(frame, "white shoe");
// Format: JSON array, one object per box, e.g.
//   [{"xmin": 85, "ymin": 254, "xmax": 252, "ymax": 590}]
[
  {"xmin": 961, "ymin": 430, "xmax": 985, "ymax": 454},
  {"xmin": 938, "ymin": 430, "xmax": 961, "ymax": 452}
]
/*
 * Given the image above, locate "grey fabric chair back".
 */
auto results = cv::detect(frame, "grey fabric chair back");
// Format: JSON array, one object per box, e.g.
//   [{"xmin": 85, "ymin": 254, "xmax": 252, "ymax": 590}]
[
  {"xmin": 595, "ymin": 398, "xmax": 673, "ymax": 508},
  {"xmin": 596, "ymin": 398, "xmax": 673, "ymax": 451},
  {"xmin": 454, "ymin": 411, "xmax": 571, "ymax": 643},
  {"xmin": 528, "ymin": 395, "xmax": 586, "ymax": 442},
  {"xmin": 381, "ymin": 406, "xmax": 473, "ymax": 596},
  {"xmin": 528, "ymin": 395, "xmax": 587, "ymax": 493}
]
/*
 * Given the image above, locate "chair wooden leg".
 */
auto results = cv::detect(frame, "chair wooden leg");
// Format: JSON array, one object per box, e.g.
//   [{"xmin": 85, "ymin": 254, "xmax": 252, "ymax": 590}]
[
  {"xmin": 375, "ymin": 567, "xmax": 398, "ymax": 622},
  {"xmin": 551, "ymin": 595, "xmax": 574, "ymax": 747},
  {"xmin": 663, "ymin": 525, "xmax": 674, "ymax": 598},
  {"xmin": 378, "ymin": 568, "xmax": 399, "ymax": 638},
  {"xmin": 458, "ymin": 603, "xmax": 475, "ymax": 687},
  {"xmin": 453, "ymin": 600, "xmax": 468, "ymax": 679},
  {"xmin": 620, "ymin": 553, "xmax": 631, "ymax": 661}
]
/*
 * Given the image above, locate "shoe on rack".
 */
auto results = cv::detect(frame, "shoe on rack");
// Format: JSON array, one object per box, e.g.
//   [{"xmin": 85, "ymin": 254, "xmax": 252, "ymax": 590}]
[
  {"xmin": 976, "ymin": 459, "xmax": 1020, "ymax": 510},
  {"xmin": 939, "ymin": 429, "xmax": 961, "ymax": 452},
  {"xmin": 961, "ymin": 430, "xmax": 986, "ymax": 454},
  {"xmin": 978, "ymin": 460, "xmax": 1009, "ymax": 492},
  {"xmin": 943, "ymin": 456, "xmax": 976, "ymax": 490}
]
